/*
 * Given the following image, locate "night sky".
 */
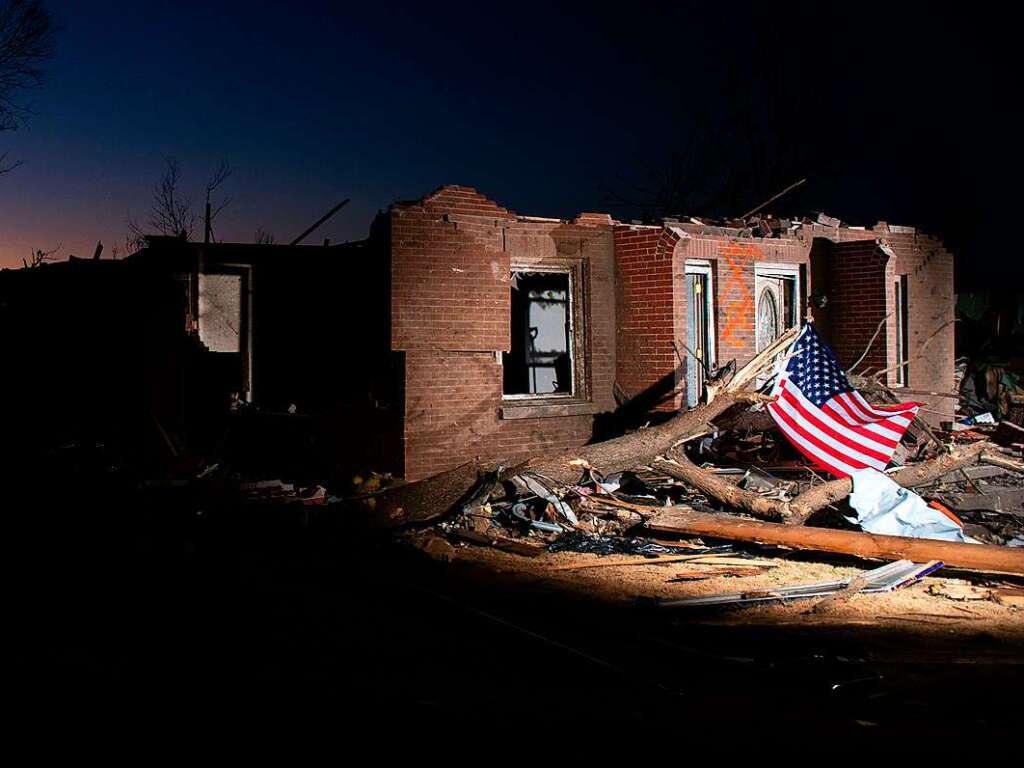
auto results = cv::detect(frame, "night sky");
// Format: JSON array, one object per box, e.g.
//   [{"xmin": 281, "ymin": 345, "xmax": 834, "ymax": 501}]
[{"xmin": 0, "ymin": 1, "xmax": 1013, "ymax": 287}]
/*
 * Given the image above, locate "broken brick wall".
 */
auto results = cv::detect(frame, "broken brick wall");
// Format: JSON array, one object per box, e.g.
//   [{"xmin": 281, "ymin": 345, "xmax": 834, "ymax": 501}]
[
  {"xmin": 813, "ymin": 238, "xmax": 890, "ymax": 373},
  {"xmin": 614, "ymin": 225, "xmax": 811, "ymax": 410},
  {"xmin": 811, "ymin": 224, "xmax": 955, "ymax": 424},
  {"xmin": 390, "ymin": 187, "xmax": 617, "ymax": 480},
  {"xmin": 388, "ymin": 186, "xmax": 956, "ymax": 478},
  {"xmin": 613, "ymin": 225, "xmax": 683, "ymax": 412},
  {"xmin": 885, "ymin": 231, "xmax": 955, "ymax": 424}
]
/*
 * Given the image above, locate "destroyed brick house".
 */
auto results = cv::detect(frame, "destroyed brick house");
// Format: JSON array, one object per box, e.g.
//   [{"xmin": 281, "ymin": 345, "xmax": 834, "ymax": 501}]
[
  {"xmin": 0, "ymin": 185, "xmax": 954, "ymax": 481},
  {"xmin": 372, "ymin": 185, "xmax": 954, "ymax": 480}
]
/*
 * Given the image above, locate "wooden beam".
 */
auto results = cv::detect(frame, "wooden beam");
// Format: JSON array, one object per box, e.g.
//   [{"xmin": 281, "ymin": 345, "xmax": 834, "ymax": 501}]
[
  {"xmin": 289, "ymin": 198, "xmax": 350, "ymax": 245},
  {"xmin": 646, "ymin": 507, "xmax": 1024, "ymax": 577}
]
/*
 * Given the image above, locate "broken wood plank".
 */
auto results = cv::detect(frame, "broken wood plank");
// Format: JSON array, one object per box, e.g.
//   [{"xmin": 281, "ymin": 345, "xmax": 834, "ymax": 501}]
[
  {"xmin": 680, "ymin": 555, "xmax": 778, "ymax": 567},
  {"xmin": 646, "ymin": 507, "xmax": 1024, "ymax": 577},
  {"xmin": 934, "ymin": 464, "xmax": 1008, "ymax": 484},
  {"xmin": 943, "ymin": 487, "xmax": 1024, "ymax": 513},
  {"xmin": 447, "ymin": 528, "xmax": 545, "ymax": 557},
  {"xmin": 549, "ymin": 554, "xmax": 776, "ymax": 571},
  {"xmin": 579, "ymin": 494, "xmax": 660, "ymax": 515},
  {"xmin": 549, "ymin": 554, "xmax": 724, "ymax": 571},
  {"xmin": 668, "ymin": 566, "xmax": 769, "ymax": 580},
  {"xmin": 993, "ymin": 587, "xmax": 1024, "ymax": 608}
]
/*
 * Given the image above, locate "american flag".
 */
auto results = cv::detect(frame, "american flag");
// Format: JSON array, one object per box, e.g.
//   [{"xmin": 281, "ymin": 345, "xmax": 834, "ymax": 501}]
[{"xmin": 766, "ymin": 324, "xmax": 921, "ymax": 478}]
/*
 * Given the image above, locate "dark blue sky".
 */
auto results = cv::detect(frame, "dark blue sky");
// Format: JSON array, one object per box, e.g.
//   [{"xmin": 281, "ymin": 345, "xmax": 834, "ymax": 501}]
[{"xmin": 0, "ymin": 1, "xmax": 1012, "ymax": 279}]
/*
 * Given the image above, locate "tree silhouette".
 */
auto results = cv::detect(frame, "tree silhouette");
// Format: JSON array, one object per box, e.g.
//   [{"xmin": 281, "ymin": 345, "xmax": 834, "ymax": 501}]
[
  {"xmin": 0, "ymin": 0, "xmax": 56, "ymax": 175},
  {"xmin": 128, "ymin": 157, "xmax": 231, "ymax": 244}
]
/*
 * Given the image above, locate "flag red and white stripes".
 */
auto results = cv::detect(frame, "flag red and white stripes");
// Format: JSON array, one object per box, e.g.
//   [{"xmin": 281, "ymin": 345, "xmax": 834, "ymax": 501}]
[{"xmin": 766, "ymin": 324, "xmax": 921, "ymax": 478}]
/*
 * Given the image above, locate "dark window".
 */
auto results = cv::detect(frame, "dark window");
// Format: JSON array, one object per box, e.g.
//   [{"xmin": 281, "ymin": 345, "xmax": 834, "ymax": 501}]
[{"xmin": 503, "ymin": 271, "xmax": 573, "ymax": 396}]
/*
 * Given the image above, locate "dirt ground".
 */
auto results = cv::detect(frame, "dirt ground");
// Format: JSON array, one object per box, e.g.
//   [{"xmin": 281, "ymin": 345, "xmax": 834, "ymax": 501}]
[{"xmin": 409, "ymin": 530, "xmax": 1024, "ymax": 643}]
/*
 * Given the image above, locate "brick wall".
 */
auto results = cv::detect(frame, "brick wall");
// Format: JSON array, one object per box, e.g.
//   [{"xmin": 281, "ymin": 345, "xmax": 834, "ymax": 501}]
[
  {"xmin": 677, "ymin": 231, "xmax": 810, "ymax": 364},
  {"xmin": 613, "ymin": 225, "xmax": 681, "ymax": 411},
  {"xmin": 818, "ymin": 239, "xmax": 890, "ymax": 371},
  {"xmin": 810, "ymin": 224, "xmax": 956, "ymax": 423},
  {"xmin": 389, "ymin": 186, "xmax": 956, "ymax": 476},
  {"xmin": 391, "ymin": 185, "xmax": 515, "ymax": 353},
  {"xmin": 886, "ymin": 231, "xmax": 955, "ymax": 422},
  {"xmin": 403, "ymin": 350, "xmax": 604, "ymax": 479},
  {"xmin": 391, "ymin": 186, "xmax": 617, "ymax": 480},
  {"xmin": 614, "ymin": 225, "xmax": 813, "ymax": 410}
]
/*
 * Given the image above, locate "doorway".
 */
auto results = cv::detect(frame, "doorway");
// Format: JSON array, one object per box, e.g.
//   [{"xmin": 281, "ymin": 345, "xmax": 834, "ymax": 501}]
[
  {"xmin": 685, "ymin": 261, "xmax": 715, "ymax": 407},
  {"xmin": 754, "ymin": 264, "xmax": 801, "ymax": 352}
]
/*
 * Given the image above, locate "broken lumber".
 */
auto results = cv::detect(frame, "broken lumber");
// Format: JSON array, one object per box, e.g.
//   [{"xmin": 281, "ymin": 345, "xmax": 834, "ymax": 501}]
[
  {"xmin": 363, "ymin": 461, "xmax": 519, "ymax": 529},
  {"xmin": 943, "ymin": 487, "xmax": 1024, "ymax": 513},
  {"xmin": 447, "ymin": 528, "xmax": 545, "ymax": 557},
  {"xmin": 645, "ymin": 506, "xmax": 1024, "ymax": 577}
]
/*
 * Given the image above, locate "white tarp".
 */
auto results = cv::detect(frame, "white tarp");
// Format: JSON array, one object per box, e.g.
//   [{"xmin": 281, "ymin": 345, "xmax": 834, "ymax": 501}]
[{"xmin": 847, "ymin": 468, "xmax": 979, "ymax": 544}]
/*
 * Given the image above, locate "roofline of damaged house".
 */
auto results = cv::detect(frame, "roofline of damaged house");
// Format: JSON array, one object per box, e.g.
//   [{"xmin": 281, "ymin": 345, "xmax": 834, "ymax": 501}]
[
  {"xmin": 125, "ymin": 236, "xmax": 371, "ymax": 269},
  {"xmin": 390, "ymin": 185, "xmax": 947, "ymax": 249}
]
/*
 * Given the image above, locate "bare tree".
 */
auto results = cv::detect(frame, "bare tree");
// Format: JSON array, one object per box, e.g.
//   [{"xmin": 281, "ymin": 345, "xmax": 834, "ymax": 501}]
[
  {"xmin": 138, "ymin": 158, "xmax": 195, "ymax": 239},
  {"xmin": 0, "ymin": 0, "xmax": 56, "ymax": 175},
  {"xmin": 128, "ymin": 157, "xmax": 232, "ymax": 244},
  {"xmin": 22, "ymin": 241, "xmax": 58, "ymax": 267},
  {"xmin": 254, "ymin": 227, "xmax": 275, "ymax": 245},
  {"xmin": 202, "ymin": 159, "xmax": 230, "ymax": 241},
  {"xmin": 123, "ymin": 223, "xmax": 146, "ymax": 254}
]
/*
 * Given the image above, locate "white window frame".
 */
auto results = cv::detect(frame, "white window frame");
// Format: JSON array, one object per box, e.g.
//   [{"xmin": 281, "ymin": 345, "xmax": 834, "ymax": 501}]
[
  {"xmin": 502, "ymin": 265, "xmax": 577, "ymax": 401},
  {"xmin": 684, "ymin": 259, "xmax": 717, "ymax": 370}
]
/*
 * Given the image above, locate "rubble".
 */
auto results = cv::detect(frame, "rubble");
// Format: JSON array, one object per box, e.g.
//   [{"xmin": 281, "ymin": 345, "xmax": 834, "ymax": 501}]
[{"xmin": 344, "ymin": 320, "xmax": 1024, "ymax": 589}]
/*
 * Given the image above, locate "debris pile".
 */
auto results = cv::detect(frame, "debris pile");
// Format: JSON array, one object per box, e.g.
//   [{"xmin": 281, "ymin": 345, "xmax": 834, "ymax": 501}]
[
  {"xmin": 213, "ymin": 321, "xmax": 1024, "ymax": 617},
  {"xmin": 347, "ymin": 323, "xmax": 1024, "ymax": 600}
]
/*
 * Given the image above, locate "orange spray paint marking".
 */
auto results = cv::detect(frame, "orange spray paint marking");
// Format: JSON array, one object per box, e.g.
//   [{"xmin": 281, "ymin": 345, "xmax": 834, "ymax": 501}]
[{"xmin": 717, "ymin": 242, "xmax": 758, "ymax": 344}]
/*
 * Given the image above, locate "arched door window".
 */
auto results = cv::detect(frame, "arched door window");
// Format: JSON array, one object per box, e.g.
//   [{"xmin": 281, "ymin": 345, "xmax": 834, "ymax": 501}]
[
  {"xmin": 754, "ymin": 263, "xmax": 801, "ymax": 352},
  {"xmin": 756, "ymin": 287, "xmax": 780, "ymax": 352}
]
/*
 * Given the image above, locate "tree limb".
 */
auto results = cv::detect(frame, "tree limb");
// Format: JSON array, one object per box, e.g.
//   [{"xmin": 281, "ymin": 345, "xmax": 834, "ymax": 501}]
[
  {"xmin": 358, "ymin": 328, "xmax": 797, "ymax": 528},
  {"xmin": 654, "ymin": 440, "xmax": 997, "ymax": 525}
]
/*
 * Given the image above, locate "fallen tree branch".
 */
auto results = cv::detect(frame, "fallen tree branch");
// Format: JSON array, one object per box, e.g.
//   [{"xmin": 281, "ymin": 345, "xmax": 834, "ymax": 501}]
[
  {"xmin": 785, "ymin": 441, "xmax": 996, "ymax": 524},
  {"xmin": 869, "ymin": 318, "xmax": 956, "ymax": 380},
  {"xmin": 521, "ymin": 391, "xmax": 774, "ymax": 486},
  {"xmin": 360, "ymin": 392, "xmax": 760, "ymax": 529},
  {"xmin": 654, "ymin": 441, "xmax": 998, "ymax": 525},
  {"xmin": 848, "ymin": 312, "xmax": 892, "ymax": 375},
  {"xmin": 652, "ymin": 452, "xmax": 790, "ymax": 522},
  {"xmin": 359, "ymin": 328, "xmax": 799, "ymax": 529}
]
